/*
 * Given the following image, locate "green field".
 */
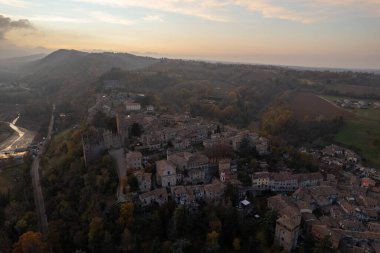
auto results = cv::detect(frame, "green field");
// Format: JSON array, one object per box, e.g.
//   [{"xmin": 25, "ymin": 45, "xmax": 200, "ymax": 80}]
[{"xmin": 324, "ymin": 96, "xmax": 380, "ymax": 167}]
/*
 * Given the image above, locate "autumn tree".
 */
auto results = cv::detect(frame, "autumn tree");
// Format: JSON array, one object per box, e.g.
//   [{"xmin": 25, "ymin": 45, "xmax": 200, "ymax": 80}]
[
  {"xmin": 127, "ymin": 174, "xmax": 139, "ymax": 192},
  {"xmin": 233, "ymin": 238, "xmax": 241, "ymax": 251},
  {"xmin": 12, "ymin": 231, "xmax": 48, "ymax": 253},
  {"xmin": 88, "ymin": 217, "xmax": 104, "ymax": 250},
  {"xmin": 261, "ymin": 104, "xmax": 294, "ymax": 135},
  {"xmin": 206, "ymin": 230, "xmax": 220, "ymax": 252},
  {"xmin": 118, "ymin": 202, "xmax": 135, "ymax": 228}
]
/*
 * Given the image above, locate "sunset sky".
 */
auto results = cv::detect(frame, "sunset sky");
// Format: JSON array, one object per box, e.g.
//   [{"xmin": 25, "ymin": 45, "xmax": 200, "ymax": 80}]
[{"xmin": 1, "ymin": 0, "xmax": 380, "ymax": 69}]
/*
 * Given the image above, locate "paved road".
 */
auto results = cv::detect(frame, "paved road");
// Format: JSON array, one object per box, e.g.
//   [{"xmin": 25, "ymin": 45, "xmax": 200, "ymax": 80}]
[
  {"xmin": 31, "ymin": 156, "xmax": 49, "ymax": 235},
  {"xmin": 0, "ymin": 116, "xmax": 35, "ymax": 152},
  {"xmin": 31, "ymin": 104, "xmax": 55, "ymax": 237}
]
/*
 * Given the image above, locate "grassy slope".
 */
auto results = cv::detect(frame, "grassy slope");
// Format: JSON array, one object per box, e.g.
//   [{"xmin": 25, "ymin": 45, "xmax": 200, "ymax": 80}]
[
  {"xmin": 335, "ymin": 118, "xmax": 380, "ymax": 167},
  {"xmin": 323, "ymin": 96, "xmax": 380, "ymax": 167}
]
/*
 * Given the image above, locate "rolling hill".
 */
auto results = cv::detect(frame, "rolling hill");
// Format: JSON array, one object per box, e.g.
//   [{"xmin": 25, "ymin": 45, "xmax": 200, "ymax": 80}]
[
  {"xmin": 10, "ymin": 49, "xmax": 160, "ymax": 99},
  {"xmin": 22, "ymin": 49, "xmax": 158, "ymax": 76}
]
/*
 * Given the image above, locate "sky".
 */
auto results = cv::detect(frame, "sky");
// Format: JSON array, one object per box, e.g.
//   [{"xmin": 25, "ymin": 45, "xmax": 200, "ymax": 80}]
[{"xmin": 0, "ymin": 0, "xmax": 380, "ymax": 69}]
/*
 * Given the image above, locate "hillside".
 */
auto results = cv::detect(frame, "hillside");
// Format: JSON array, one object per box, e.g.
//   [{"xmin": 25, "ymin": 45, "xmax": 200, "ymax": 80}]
[
  {"xmin": 22, "ymin": 49, "xmax": 158, "ymax": 76},
  {"xmin": 15, "ymin": 49, "xmax": 159, "ymax": 99}
]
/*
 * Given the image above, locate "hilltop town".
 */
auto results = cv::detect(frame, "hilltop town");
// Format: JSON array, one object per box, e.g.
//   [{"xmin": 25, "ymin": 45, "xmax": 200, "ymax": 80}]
[{"xmin": 75, "ymin": 79, "xmax": 380, "ymax": 252}]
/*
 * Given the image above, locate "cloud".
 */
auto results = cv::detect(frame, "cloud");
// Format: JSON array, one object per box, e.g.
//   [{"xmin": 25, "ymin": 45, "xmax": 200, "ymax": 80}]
[
  {"xmin": 143, "ymin": 15, "xmax": 164, "ymax": 23},
  {"xmin": 74, "ymin": 0, "xmax": 231, "ymax": 22},
  {"xmin": 90, "ymin": 11, "xmax": 135, "ymax": 25},
  {"xmin": 74, "ymin": 0, "xmax": 380, "ymax": 23},
  {"xmin": 0, "ymin": 0, "xmax": 27, "ymax": 8},
  {"xmin": 0, "ymin": 14, "xmax": 33, "ymax": 39},
  {"xmin": 234, "ymin": 0, "xmax": 380, "ymax": 23},
  {"xmin": 29, "ymin": 16, "xmax": 90, "ymax": 24}
]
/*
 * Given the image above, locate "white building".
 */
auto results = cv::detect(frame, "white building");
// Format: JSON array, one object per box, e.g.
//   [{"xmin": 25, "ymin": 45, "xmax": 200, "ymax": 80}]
[
  {"xmin": 126, "ymin": 102, "xmax": 141, "ymax": 111},
  {"xmin": 252, "ymin": 171, "xmax": 270, "ymax": 189},
  {"xmin": 146, "ymin": 105, "xmax": 155, "ymax": 112}
]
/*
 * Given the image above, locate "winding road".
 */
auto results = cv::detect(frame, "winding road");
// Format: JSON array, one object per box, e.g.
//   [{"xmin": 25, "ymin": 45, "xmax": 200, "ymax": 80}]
[{"xmin": 0, "ymin": 115, "xmax": 35, "ymax": 153}]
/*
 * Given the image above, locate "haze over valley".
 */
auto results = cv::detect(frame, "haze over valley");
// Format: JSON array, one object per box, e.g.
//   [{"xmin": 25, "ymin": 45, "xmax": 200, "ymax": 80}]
[{"xmin": 0, "ymin": 1, "xmax": 380, "ymax": 253}]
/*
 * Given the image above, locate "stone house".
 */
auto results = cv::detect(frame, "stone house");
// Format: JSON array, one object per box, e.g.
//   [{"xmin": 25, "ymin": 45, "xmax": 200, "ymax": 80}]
[
  {"xmin": 126, "ymin": 151, "xmax": 142, "ymax": 170},
  {"xmin": 139, "ymin": 188, "xmax": 168, "ymax": 207},
  {"xmin": 156, "ymin": 160, "xmax": 177, "ymax": 187},
  {"xmin": 134, "ymin": 171, "xmax": 151, "ymax": 192}
]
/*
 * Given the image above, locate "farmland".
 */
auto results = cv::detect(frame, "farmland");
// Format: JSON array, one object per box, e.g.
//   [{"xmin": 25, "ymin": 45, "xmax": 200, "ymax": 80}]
[
  {"xmin": 287, "ymin": 92, "xmax": 353, "ymax": 121},
  {"xmin": 321, "ymin": 95, "xmax": 380, "ymax": 167}
]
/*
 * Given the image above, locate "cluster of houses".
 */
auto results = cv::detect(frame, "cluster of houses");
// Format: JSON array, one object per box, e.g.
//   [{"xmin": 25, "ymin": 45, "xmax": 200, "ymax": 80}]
[
  {"xmin": 265, "ymin": 144, "xmax": 380, "ymax": 252},
  {"xmin": 83, "ymin": 83, "xmax": 274, "ymax": 209},
  {"xmin": 268, "ymin": 172, "xmax": 380, "ymax": 252},
  {"xmin": 84, "ymin": 94, "xmax": 270, "ymax": 207},
  {"xmin": 123, "ymin": 148, "xmax": 230, "ymax": 207},
  {"xmin": 302, "ymin": 144, "xmax": 380, "ymax": 182},
  {"xmin": 115, "ymin": 110, "xmax": 270, "ymax": 157},
  {"xmin": 334, "ymin": 98, "xmax": 373, "ymax": 109},
  {"xmin": 139, "ymin": 179, "xmax": 226, "ymax": 207},
  {"xmin": 87, "ymin": 79, "xmax": 155, "ymax": 122},
  {"xmin": 251, "ymin": 171, "xmax": 323, "ymax": 191},
  {"xmin": 86, "ymin": 80, "xmax": 380, "ymax": 252}
]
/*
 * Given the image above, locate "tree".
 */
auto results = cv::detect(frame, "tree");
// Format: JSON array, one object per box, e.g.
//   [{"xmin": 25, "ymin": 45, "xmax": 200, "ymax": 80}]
[
  {"xmin": 12, "ymin": 231, "xmax": 48, "ymax": 253},
  {"xmin": 233, "ymin": 238, "xmax": 241, "ymax": 251},
  {"xmin": 91, "ymin": 111, "xmax": 108, "ymax": 129},
  {"xmin": 206, "ymin": 230, "xmax": 220, "ymax": 252},
  {"xmin": 373, "ymin": 138, "xmax": 380, "ymax": 147},
  {"xmin": 127, "ymin": 174, "xmax": 139, "ymax": 192},
  {"xmin": 238, "ymin": 137, "xmax": 252, "ymax": 157},
  {"xmin": 120, "ymin": 228, "xmax": 133, "ymax": 252},
  {"xmin": 171, "ymin": 239, "xmax": 190, "ymax": 253},
  {"xmin": 88, "ymin": 217, "xmax": 104, "ymax": 249},
  {"xmin": 312, "ymin": 236, "xmax": 336, "ymax": 253},
  {"xmin": 130, "ymin": 123, "xmax": 142, "ymax": 137},
  {"xmin": 261, "ymin": 104, "xmax": 294, "ymax": 135},
  {"xmin": 119, "ymin": 202, "xmax": 135, "ymax": 228}
]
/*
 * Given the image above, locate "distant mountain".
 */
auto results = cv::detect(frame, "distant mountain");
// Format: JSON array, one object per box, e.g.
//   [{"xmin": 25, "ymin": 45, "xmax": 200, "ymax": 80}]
[
  {"xmin": 0, "ymin": 41, "xmax": 52, "ymax": 59},
  {"xmin": 0, "ymin": 53, "xmax": 46, "ymax": 63},
  {"xmin": 0, "ymin": 54, "xmax": 47, "ymax": 70}
]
